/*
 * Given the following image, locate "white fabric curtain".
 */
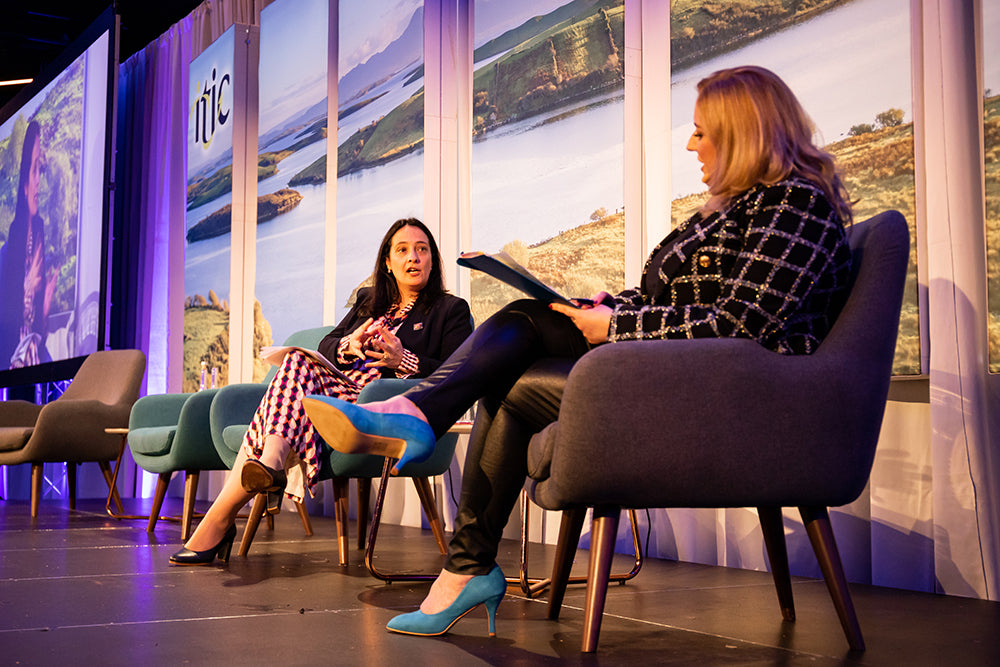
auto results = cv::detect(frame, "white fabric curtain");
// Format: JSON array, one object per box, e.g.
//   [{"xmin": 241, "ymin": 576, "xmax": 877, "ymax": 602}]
[
  {"xmin": 119, "ymin": 0, "xmax": 266, "ymax": 395},
  {"xmin": 920, "ymin": 0, "xmax": 999, "ymax": 601}
]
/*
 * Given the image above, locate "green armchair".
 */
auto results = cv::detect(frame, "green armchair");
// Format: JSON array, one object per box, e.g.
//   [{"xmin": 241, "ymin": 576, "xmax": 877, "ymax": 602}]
[
  {"xmin": 127, "ymin": 388, "xmax": 228, "ymax": 540},
  {"xmin": 210, "ymin": 327, "xmax": 461, "ymax": 575},
  {"xmin": 208, "ymin": 326, "xmax": 335, "ymax": 553}
]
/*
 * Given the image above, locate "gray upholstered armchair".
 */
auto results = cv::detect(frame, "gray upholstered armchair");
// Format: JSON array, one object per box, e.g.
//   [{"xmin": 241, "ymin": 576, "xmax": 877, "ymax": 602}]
[
  {"xmin": 0, "ymin": 350, "xmax": 146, "ymax": 517},
  {"xmin": 525, "ymin": 210, "xmax": 910, "ymax": 653}
]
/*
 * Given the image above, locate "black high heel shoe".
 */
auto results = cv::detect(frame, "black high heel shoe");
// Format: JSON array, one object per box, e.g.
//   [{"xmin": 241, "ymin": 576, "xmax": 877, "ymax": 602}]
[
  {"xmin": 168, "ymin": 524, "xmax": 237, "ymax": 565},
  {"xmin": 241, "ymin": 459, "xmax": 287, "ymax": 515}
]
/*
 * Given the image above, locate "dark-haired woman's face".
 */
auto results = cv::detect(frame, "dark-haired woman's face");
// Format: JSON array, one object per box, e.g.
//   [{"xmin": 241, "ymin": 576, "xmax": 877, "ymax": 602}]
[
  {"xmin": 385, "ymin": 224, "xmax": 432, "ymax": 299},
  {"xmin": 26, "ymin": 138, "xmax": 41, "ymax": 217}
]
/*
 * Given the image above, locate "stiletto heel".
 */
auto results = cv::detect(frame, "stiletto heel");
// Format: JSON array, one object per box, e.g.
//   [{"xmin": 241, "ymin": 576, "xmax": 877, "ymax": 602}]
[
  {"xmin": 169, "ymin": 524, "xmax": 237, "ymax": 565},
  {"xmin": 484, "ymin": 592, "xmax": 503, "ymax": 637},
  {"xmin": 241, "ymin": 460, "xmax": 287, "ymax": 514},
  {"xmin": 386, "ymin": 565, "xmax": 507, "ymax": 637},
  {"xmin": 301, "ymin": 396, "xmax": 436, "ymax": 475}
]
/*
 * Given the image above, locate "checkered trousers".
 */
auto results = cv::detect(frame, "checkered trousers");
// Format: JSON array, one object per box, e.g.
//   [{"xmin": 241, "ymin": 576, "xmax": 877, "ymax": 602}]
[{"xmin": 243, "ymin": 349, "xmax": 361, "ymax": 501}]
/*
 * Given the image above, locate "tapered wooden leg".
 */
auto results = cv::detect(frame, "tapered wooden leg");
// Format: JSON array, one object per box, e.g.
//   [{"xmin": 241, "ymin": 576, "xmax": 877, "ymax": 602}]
[
  {"xmin": 758, "ymin": 506, "xmax": 795, "ymax": 621},
  {"xmin": 294, "ymin": 501, "xmax": 313, "ymax": 536},
  {"xmin": 98, "ymin": 460, "xmax": 124, "ymax": 514},
  {"xmin": 412, "ymin": 477, "xmax": 447, "ymax": 555},
  {"xmin": 356, "ymin": 479, "xmax": 371, "ymax": 550},
  {"xmin": 547, "ymin": 507, "xmax": 587, "ymax": 619},
  {"xmin": 147, "ymin": 473, "xmax": 170, "ymax": 532},
  {"xmin": 30, "ymin": 463, "xmax": 43, "ymax": 518},
  {"xmin": 332, "ymin": 477, "xmax": 350, "ymax": 566},
  {"xmin": 582, "ymin": 507, "xmax": 620, "ymax": 653},
  {"xmin": 67, "ymin": 463, "xmax": 77, "ymax": 510},
  {"xmin": 238, "ymin": 493, "xmax": 266, "ymax": 556},
  {"xmin": 800, "ymin": 506, "xmax": 865, "ymax": 651},
  {"xmin": 180, "ymin": 471, "xmax": 200, "ymax": 542}
]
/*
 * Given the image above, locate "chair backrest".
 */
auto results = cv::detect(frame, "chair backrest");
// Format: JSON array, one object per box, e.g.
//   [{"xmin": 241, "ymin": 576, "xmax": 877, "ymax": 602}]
[
  {"xmin": 60, "ymin": 349, "xmax": 147, "ymax": 407},
  {"xmin": 262, "ymin": 326, "xmax": 335, "ymax": 384},
  {"xmin": 527, "ymin": 210, "xmax": 910, "ymax": 511}
]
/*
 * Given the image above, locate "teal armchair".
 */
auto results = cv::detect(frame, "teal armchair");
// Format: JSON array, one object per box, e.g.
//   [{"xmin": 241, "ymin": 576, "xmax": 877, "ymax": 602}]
[
  {"xmin": 128, "ymin": 388, "xmax": 227, "ymax": 540},
  {"xmin": 208, "ymin": 326, "xmax": 335, "ymax": 553},
  {"xmin": 212, "ymin": 328, "xmax": 461, "ymax": 575}
]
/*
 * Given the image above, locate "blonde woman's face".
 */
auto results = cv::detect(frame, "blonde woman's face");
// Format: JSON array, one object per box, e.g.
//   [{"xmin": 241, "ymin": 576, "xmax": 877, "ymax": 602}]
[{"xmin": 686, "ymin": 106, "xmax": 716, "ymax": 186}]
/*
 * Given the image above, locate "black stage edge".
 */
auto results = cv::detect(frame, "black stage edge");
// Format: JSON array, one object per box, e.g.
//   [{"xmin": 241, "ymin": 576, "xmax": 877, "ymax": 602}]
[{"xmin": 2, "ymin": 498, "xmax": 998, "ymax": 665}]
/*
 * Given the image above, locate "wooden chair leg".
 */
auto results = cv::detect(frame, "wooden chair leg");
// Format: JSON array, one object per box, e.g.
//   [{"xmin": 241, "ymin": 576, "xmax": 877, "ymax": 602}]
[
  {"xmin": 180, "ymin": 471, "xmax": 200, "ymax": 542},
  {"xmin": 411, "ymin": 476, "xmax": 447, "ymax": 555},
  {"xmin": 581, "ymin": 506, "xmax": 620, "ymax": 653},
  {"xmin": 800, "ymin": 506, "xmax": 865, "ymax": 651},
  {"xmin": 238, "ymin": 493, "xmax": 266, "ymax": 556},
  {"xmin": 547, "ymin": 507, "xmax": 587, "ymax": 619},
  {"xmin": 519, "ymin": 493, "xmax": 642, "ymax": 598},
  {"xmin": 98, "ymin": 460, "xmax": 124, "ymax": 514},
  {"xmin": 356, "ymin": 478, "xmax": 371, "ymax": 550},
  {"xmin": 758, "ymin": 506, "xmax": 795, "ymax": 622},
  {"xmin": 332, "ymin": 477, "xmax": 350, "ymax": 566},
  {"xmin": 580, "ymin": 506, "xmax": 620, "ymax": 653},
  {"xmin": 147, "ymin": 473, "xmax": 170, "ymax": 532},
  {"xmin": 294, "ymin": 500, "xmax": 313, "ymax": 536},
  {"xmin": 67, "ymin": 462, "xmax": 77, "ymax": 510},
  {"xmin": 30, "ymin": 463, "xmax": 43, "ymax": 518}
]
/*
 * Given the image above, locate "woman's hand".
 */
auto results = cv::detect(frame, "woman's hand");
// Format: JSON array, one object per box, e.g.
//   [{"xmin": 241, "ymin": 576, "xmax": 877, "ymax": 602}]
[
  {"xmin": 344, "ymin": 318, "xmax": 375, "ymax": 359},
  {"xmin": 365, "ymin": 323, "xmax": 403, "ymax": 369},
  {"xmin": 24, "ymin": 245, "xmax": 44, "ymax": 297},
  {"xmin": 550, "ymin": 300, "xmax": 613, "ymax": 344}
]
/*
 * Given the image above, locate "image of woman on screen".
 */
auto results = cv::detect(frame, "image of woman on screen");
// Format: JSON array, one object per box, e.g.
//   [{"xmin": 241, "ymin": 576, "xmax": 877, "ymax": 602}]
[
  {"xmin": 0, "ymin": 120, "xmax": 57, "ymax": 371},
  {"xmin": 168, "ymin": 217, "xmax": 474, "ymax": 565}
]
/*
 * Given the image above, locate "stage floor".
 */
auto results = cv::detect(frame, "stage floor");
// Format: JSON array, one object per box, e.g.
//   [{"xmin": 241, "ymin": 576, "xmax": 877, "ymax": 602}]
[{"xmin": 2, "ymin": 497, "xmax": 998, "ymax": 665}]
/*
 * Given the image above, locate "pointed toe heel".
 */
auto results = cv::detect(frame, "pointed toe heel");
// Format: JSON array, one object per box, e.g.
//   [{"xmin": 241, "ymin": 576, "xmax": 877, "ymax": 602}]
[
  {"xmin": 168, "ymin": 524, "xmax": 237, "ymax": 566},
  {"xmin": 301, "ymin": 396, "xmax": 436, "ymax": 474},
  {"xmin": 386, "ymin": 565, "xmax": 507, "ymax": 637}
]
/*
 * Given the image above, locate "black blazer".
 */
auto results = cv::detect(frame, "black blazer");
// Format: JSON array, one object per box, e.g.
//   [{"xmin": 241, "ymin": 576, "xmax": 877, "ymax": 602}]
[
  {"xmin": 317, "ymin": 289, "xmax": 473, "ymax": 379},
  {"xmin": 610, "ymin": 178, "xmax": 853, "ymax": 355}
]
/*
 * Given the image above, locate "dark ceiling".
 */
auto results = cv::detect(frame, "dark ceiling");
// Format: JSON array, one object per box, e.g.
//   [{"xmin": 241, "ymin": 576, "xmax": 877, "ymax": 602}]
[{"xmin": 0, "ymin": 0, "xmax": 204, "ymax": 110}]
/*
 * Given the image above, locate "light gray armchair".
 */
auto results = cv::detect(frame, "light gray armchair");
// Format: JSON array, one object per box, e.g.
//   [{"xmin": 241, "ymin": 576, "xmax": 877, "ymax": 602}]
[
  {"xmin": 525, "ymin": 211, "xmax": 910, "ymax": 652},
  {"xmin": 0, "ymin": 350, "xmax": 146, "ymax": 517}
]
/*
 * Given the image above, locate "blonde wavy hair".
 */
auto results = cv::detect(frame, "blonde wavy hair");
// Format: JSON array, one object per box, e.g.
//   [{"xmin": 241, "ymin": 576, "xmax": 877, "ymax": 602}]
[{"xmin": 695, "ymin": 65, "xmax": 852, "ymax": 224}]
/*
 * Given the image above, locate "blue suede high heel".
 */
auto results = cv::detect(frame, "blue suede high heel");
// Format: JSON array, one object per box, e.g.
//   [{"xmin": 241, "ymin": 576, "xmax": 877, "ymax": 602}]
[
  {"xmin": 301, "ymin": 396, "xmax": 435, "ymax": 475},
  {"xmin": 386, "ymin": 565, "xmax": 507, "ymax": 637}
]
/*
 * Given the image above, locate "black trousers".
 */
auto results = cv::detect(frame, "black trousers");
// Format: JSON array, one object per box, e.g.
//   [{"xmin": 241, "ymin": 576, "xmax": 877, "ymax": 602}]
[{"xmin": 404, "ymin": 299, "xmax": 591, "ymax": 575}]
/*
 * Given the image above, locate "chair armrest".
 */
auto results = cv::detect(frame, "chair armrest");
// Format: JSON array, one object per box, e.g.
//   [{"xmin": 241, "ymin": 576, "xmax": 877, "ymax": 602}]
[
  {"xmin": 528, "ymin": 337, "xmax": 869, "ymax": 510},
  {"xmin": 209, "ymin": 383, "xmax": 267, "ymax": 453},
  {"xmin": 129, "ymin": 393, "xmax": 192, "ymax": 430},
  {"xmin": 356, "ymin": 378, "xmax": 422, "ymax": 404},
  {"xmin": 169, "ymin": 388, "xmax": 227, "ymax": 469},
  {"xmin": 0, "ymin": 400, "xmax": 43, "ymax": 427}
]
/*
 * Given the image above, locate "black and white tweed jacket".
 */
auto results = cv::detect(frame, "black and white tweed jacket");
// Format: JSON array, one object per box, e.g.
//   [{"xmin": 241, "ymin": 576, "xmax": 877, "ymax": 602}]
[{"xmin": 609, "ymin": 178, "xmax": 852, "ymax": 355}]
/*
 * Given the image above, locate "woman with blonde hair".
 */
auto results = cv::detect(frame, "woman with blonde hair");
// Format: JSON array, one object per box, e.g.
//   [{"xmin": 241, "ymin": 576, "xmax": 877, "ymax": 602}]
[{"xmin": 303, "ymin": 65, "xmax": 854, "ymax": 638}]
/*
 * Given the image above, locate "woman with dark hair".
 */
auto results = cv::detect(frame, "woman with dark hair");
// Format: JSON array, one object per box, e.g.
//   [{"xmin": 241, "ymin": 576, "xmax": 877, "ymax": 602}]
[
  {"xmin": 302, "ymin": 66, "xmax": 855, "ymax": 638},
  {"xmin": 0, "ymin": 120, "xmax": 54, "ymax": 370},
  {"xmin": 169, "ymin": 217, "xmax": 473, "ymax": 565}
]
